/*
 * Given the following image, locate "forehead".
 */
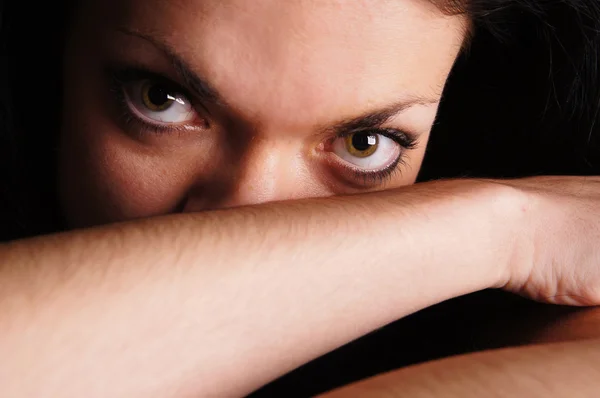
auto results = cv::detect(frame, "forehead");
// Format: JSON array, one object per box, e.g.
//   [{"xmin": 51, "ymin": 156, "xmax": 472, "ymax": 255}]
[{"xmin": 95, "ymin": 0, "xmax": 468, "ymax": 128}]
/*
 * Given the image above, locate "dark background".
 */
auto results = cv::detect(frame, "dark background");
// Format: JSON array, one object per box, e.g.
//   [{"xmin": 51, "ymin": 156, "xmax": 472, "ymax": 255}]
[
  {"xmin": 1, "ymin": 1, "xmax": 600, "ymax": 396},
  {"xmin": 252, "ymin": 3, "xmax": 600, "ymax": 395}
]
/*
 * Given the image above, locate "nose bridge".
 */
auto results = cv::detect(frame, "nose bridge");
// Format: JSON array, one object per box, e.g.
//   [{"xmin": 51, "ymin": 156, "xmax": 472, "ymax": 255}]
[
  {"xmin": 183, "ymin": 139, "xmax": 312, "ymax": 212},
  {"xmin": 226, "ymin": 138, "xmax": 299, "ymax": 206}
]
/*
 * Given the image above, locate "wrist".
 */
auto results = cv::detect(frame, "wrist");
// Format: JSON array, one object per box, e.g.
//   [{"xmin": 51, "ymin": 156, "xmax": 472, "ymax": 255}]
[
  {"xmin": 473, "ymin": 179, "xmax": 536, "ymax": 291},
  {"xmin": 428, "ymin": 179, "xmax": 530, "ymax": 291},
  {"xmin": 391, "ymin": 179, "xmax": 525, "ymax": 295}
]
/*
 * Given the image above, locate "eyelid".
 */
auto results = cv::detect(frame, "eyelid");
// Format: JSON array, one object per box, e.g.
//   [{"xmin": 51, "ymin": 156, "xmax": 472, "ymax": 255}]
[
  {"xmin": 110, "ymin": 67, "xmax": 183, "ymax": 90},
  {"xmin": 334, "ymin": 127, "xmax": 419, "ymax": 150},
  {"xmin": 107, "ymin": 66, "xmax": 213, "ymax": 116},
  {"xmin": 107, "ymin": 67, "xmax": 210, "ymax": 138},
  {"xmin": 327, "ymin": 148, "xmax": 407, "ymax": 188},
  {"xmin": 321, "ymin": 127, "xmax": 419, "ymax": 188}
]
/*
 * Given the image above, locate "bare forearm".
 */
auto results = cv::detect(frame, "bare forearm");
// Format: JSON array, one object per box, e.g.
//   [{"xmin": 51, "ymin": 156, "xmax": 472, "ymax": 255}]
[{"xmin": 0, "ymin": 180, "xmax": 515, "ymax": 397}]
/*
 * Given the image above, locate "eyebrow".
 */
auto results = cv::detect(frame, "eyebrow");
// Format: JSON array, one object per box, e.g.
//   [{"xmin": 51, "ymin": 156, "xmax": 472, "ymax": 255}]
[
  {"xmin": 117, "ymin": 27, "xmax": 224, "ymax": 105},
  {"xmin": 324, "ymin": 98, "xmax": 438, "ymax": 137},
  {"xmin": 116, "ymin": 27, "xmax": 439, "ymax": 133}
]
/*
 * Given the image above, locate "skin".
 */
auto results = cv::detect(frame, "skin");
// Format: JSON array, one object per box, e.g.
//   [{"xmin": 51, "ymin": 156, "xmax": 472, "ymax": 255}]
[
  {"xmin": 0, "ymin": 179, "xmax": 519, "ymax": 397},
  {"xmin": 1, "ymin": 0, "xmax": 597, "ymax": 396},
  {"xmin": 2, "ymin": 177, "xmax": 600, "ymax": 397},
  {"xmin": 320, "ymin": 338, "xmax": 600, "ymax": 398},
  {"xmin": 58, "ymin": 0, "xmax": 468, "ymax": 227}
]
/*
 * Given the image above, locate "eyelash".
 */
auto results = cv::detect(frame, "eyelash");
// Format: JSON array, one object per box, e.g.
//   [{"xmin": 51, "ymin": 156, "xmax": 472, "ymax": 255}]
[
  {"xmin": 107, "ymin": 66, "xmax": 203, "ymax": 136},
  {"xmin": 106, "ymin": 66, "xmax": 418, "ymax": 186},
  {"xmin": 335, "ymin": 128, "xmax": 417, "ymax": 186}
]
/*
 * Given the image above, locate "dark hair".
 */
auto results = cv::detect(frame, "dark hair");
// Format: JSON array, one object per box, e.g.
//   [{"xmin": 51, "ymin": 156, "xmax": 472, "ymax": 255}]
[
  {"xmin": 1, "ymin": 0, "xmax": 599, "ymax": 240},
  {"xmin": 421, "ymin": 0, "xmax": 600, "ymax": 180}
]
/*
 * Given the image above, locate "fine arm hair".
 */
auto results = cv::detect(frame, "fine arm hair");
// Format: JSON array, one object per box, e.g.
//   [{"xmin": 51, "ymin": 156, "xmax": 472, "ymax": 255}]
[{"xmin": 0, "ymin": 1, "xmax": 600, "ymax": 397}]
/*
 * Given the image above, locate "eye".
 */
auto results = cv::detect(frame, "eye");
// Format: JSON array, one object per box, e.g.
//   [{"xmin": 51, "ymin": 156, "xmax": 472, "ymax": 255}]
[
  {"xmin": 331, "ymin": 130, "xmax": 402, "ymax": 171},
  {"xmin": 122, "ymin": 79, "xmax": 196, "ymax": 125}
]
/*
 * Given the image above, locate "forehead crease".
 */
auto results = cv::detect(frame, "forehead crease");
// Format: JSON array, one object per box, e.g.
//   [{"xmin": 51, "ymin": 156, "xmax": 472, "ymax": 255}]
[
  {"xmin": 207, "ymin": 5, "xmax": 450, "ymax": 102},
  {"xmin": 117, "ymin": 0, "xmax": 464, "ymax": 127}
]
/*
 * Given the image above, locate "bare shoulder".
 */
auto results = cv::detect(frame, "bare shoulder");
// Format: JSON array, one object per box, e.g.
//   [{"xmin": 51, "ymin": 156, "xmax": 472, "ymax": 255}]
[
  {"xmin": 320, "ymin": 337, "xmax": 600, "ymax": 398},
  {"xmin": 528, "ymin": 306, "xmax": 600, "ymax": 344}
]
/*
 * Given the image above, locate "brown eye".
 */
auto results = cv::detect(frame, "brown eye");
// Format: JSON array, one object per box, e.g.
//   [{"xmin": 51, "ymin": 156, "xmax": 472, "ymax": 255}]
[
  {"xmin": 142, "ymin": 82, "xmax": 175, "ymax": 112},
  {"xmin": 331, "ymin": 130, "xmax": 401, "ymax": 171},
  {"xmin": 344, "ymin": 132, "xmax": 378, "ymax": 158},
  {"xmin": 123, "ymin": 79, "xmax": 196, "ymax": 124}
]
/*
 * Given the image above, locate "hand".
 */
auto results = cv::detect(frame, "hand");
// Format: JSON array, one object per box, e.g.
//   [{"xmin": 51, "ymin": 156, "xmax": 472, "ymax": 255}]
[{"xmin": 497, "ymin": 176, "xmax": 600, "ymax": 306}]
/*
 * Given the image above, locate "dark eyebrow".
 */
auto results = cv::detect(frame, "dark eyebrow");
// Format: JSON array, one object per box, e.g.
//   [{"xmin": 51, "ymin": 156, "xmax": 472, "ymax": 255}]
[
  {"xmin": 325, "ymin": 98, "xmax": 439, "ymax": 136},
  {"xmin": 116, "ymin": 27, "xmax": 438, "ymax": 132},
  {"xmin": 116, "ymin": 27, "xmax": 224, "ymax": 105}
]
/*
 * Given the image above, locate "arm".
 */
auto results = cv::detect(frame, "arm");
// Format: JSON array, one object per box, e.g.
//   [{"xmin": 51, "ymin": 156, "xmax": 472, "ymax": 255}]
[
  {"xmin": 319, "ymin": 338, "xmax": 600, "ymax": 398},
  {"xmin": 0, "ymin": 180, "xmax": 515, "ymax": 397}
]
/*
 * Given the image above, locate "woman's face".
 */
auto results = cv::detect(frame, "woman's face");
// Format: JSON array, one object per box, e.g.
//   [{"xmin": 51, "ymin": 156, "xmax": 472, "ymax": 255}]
[{"xmin": 59, "ymin": 0, "xmax": 468, "ymax": 227}]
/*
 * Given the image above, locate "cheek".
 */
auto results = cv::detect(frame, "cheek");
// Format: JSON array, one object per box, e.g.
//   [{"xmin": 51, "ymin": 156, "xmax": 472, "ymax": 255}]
[
  {"xmin": 59, "ymin": 47, "xmax": 207, "ymax": 227},
  {"xmin": 94, "ymin": 145, "xmax": 190, "ymax": 217},
  {"xmin": 59, "ymin": 130, "xmax": 193, "ymax": 227},
  {"xmin": 58, "ymin": 70, "xmax": 208, "ymax": 227}
]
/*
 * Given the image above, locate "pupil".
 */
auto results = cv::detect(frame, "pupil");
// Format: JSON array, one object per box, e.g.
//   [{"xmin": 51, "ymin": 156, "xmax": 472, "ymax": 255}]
[
  {"xmin": 148, "ymin": 85, "xmax": 170, "ymax": 106},
  {"xmin": 352, "ymin": 133, "xmax": 375, "ymax": 151}
]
